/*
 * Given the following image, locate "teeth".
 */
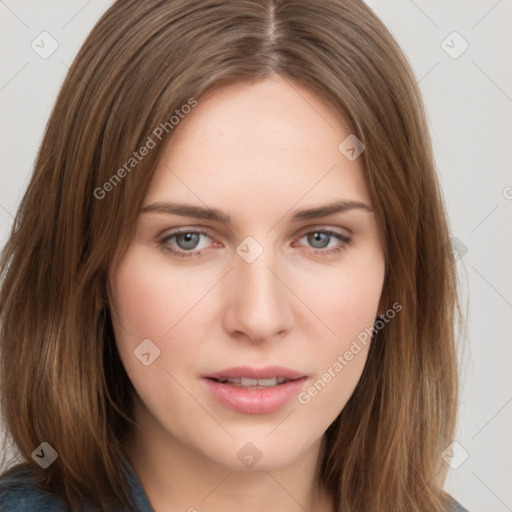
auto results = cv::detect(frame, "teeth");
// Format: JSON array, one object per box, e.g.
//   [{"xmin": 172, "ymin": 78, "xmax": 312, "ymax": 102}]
[
  {"xmin": 217, "ymin": 376, "xmax": 290, "ymax": 388},
  {"xmin": 243, "ymin": 377, "xmax": 275, "ymax": 387},
  {"xmin": 240, "ymin": 377, "xmax": 258, "ymax": 386}
]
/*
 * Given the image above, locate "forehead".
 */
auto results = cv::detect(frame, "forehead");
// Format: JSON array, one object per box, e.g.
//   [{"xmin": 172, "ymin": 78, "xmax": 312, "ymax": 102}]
[{"xmin": 143, "ymin": 76, "xmax": 371, "ymax": 217}]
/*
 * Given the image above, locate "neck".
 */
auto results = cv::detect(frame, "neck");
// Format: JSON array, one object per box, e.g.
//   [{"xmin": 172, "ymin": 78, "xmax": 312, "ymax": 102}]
[{"xmin": 122, "ymin": 399, "xmax": 334, "ymax": 512}]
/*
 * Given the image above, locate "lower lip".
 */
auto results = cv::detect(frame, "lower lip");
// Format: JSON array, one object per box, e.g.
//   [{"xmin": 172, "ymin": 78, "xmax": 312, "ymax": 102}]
[{"xmin": 202, "ymin": 378, "xmax": 307, "ymax": 414}]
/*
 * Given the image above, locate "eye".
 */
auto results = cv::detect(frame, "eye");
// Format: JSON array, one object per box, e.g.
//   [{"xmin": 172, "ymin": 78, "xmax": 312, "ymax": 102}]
[
  {"xmin": 294, "ymin": 229, "xmax": 351, "ymax": 256},
  {"xmin": 158, "ymin": 229, "xmax": 215, "ymax": 259},
  {"xmin": 157, "ymin": 227, "xmax": 351, "ymax": 260}
]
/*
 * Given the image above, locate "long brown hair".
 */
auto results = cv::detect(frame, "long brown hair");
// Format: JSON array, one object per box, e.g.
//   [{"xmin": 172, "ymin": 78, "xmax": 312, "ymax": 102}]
[{"xmin": 0, "ymin": 1, "xmax": 460, "ymax": 510}]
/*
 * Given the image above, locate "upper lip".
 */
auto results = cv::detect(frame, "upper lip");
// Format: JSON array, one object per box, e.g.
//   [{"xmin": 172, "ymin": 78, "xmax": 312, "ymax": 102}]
[{"xmin": 203, "ymin": 366, "xmax": 307, "ymax": 381}]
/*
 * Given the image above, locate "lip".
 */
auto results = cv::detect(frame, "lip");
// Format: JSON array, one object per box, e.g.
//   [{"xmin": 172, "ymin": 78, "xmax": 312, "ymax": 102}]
[
  {"xmin": 203, "ymin": 365, "xmax": 306, "ymax": 380},
  {"xmin": 202, "ymin": 366, "xmax": 307, "ymax": 414}
]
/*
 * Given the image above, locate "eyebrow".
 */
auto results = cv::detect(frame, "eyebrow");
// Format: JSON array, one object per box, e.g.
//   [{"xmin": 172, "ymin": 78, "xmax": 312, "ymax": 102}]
[{"xmin": 141, "ymin": 200, "xmax": 372, "ymax": 224}]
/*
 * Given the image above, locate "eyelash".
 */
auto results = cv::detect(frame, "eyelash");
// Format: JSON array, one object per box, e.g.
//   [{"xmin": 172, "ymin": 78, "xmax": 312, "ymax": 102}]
[{"xmin": 157, "ymin": 228, "xmax": 351, "ymax": 260}]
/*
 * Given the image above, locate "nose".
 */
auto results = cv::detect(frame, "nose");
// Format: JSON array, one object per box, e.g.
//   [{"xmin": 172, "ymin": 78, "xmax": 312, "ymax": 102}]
[{"xmin": 222, "ymin": 248, "xmax": 294, "ymax": 343}]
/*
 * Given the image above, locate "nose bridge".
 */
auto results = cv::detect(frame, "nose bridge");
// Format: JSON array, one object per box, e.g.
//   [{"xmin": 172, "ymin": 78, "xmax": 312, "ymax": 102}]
[{"xmin": 224, "ymin": 242, "xmax": 293, "ymax": 340}]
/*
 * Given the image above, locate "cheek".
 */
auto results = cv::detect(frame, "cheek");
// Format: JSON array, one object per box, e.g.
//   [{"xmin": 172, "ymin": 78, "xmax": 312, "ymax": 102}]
[
  {"xmin": 309, "ymin": 291, "xmax": 375, "ymax": 406},
  {"xmin": 293, "ymin": 248, "xmax": 385, "ymax": 412},
  {"xmin": 109, "ymin": 246, "xmax": 214, "ymax": 341},
  {"xmin": 295, "ymin": 244, "xmax": 385, "ymax": 345},
  {"xmin": 327, "ymin": 272, "xmax": 383, "ymax": 343},
  {"xmin": 108, "ymin": 248, "xmax": 201, "ymax": 381}
]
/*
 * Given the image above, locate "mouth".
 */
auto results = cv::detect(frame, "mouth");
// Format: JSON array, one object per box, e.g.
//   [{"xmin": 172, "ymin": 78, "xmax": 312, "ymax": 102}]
[{"xmin": 202, "ymin": 366, "xmax": 308, "ymax": 414}]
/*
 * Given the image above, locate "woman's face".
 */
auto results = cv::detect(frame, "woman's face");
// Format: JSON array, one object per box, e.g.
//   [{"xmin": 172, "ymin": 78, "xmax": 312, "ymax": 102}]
[{"xmin": 109, "ymin": 76, "xmax": 385, "ymax": 471}]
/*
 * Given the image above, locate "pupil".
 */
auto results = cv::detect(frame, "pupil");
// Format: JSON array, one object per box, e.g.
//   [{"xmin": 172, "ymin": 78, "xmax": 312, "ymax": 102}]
[
  {"xmin": 176, "ymin": 233, "xmax": 199, "ymax": 250},
  {"xmin": 308, "ymin": 232, "xmax": 330, "ymax": 249}
]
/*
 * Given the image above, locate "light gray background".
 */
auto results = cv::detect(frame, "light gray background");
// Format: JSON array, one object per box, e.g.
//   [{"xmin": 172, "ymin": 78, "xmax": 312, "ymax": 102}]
[{"xmin": 1, "ymin": 1, "xmax": 511, "ymax": 510}]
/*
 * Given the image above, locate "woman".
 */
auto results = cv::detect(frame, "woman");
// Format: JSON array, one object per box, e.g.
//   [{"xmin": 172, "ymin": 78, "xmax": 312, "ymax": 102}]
[{"xmin": 0, "ymin": 1, "xmax": 468, "ymax": 511}]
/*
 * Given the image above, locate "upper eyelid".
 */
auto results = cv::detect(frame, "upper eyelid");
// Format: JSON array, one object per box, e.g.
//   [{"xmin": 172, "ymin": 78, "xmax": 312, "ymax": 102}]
[
  {"xmin": 160, "ymin": 223, "xmax": 351, "ymax": 236},
  {"xmin": 160, "ymin": 227, "xmax": 213, "ymax": 239},
  {"xmin": 160, "ymin": 226, "xmax": 349, "ymax": 239},
  {"xmin": 296, "ymin": 225, "xmax": 351, "ymax": 237}
]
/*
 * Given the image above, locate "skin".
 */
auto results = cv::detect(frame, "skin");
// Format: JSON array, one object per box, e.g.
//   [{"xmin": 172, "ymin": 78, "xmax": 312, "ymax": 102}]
[{"xmin": 109, "ymin": 75, "xmax": 386, "ymax": 512}]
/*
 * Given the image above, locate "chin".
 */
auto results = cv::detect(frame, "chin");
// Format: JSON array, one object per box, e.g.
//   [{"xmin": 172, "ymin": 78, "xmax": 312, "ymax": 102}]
[{"xmin": 191, "ymin": 430, "xmax": 322, "ymax": 473}]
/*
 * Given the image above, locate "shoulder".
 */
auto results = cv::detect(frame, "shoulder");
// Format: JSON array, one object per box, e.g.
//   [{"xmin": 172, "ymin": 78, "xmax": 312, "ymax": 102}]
[
  {"xmin": 448, "ymin": 495, "xmax": 470, "ymax": 512},
  {"xmin": 0, "ymin": 458, "xmax": 154, "ymax": 512},
  {"xmin": 0, "ymin": 465, "xmax": 69, "ymax": 512}
]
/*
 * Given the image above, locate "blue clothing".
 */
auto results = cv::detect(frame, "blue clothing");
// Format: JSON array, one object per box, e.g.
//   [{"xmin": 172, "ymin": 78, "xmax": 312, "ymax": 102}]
[
  {"xmin": 0, "ymin": 457, "xmax": 469, "ymax": 511},
  {"xmin": 452, "ymin": 498, "xmax": 470, "ymax": 512},
  {"xmin": 0, "ymin": 456, "xmax": 154, "ymax": 512}
]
